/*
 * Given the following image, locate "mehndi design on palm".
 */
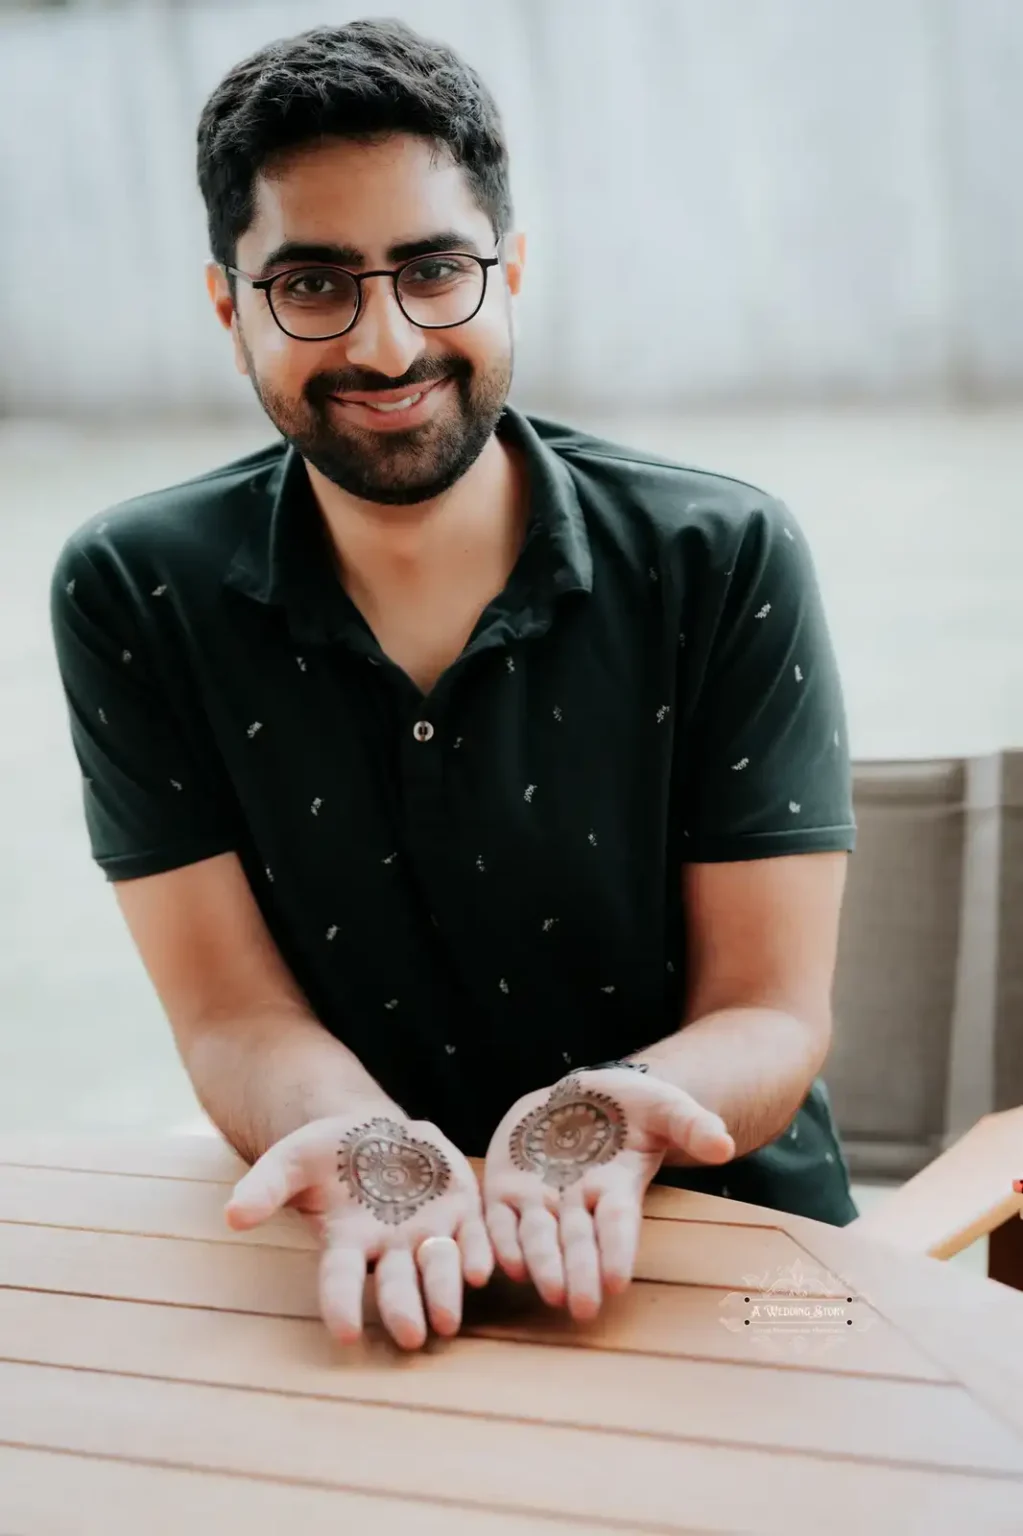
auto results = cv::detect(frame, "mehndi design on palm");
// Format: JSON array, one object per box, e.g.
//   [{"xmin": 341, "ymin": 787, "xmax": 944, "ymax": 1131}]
[
  {"xmin": 337, "ymin": 1116, "xmax": 451, "ymax": 1224},
  {"xmin": 508, "ymin": 1077, "xmax": 627, "ymax": 1190}
]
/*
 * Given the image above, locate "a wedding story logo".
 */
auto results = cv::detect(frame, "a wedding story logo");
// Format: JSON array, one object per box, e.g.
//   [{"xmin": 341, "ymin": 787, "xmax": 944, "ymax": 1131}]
[{"xmin": 719, "ymin": 1257, "xmax": 876, "ymax": 1361}]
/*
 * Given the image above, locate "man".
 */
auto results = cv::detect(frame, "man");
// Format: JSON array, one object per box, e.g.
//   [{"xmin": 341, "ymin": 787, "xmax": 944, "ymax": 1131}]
[{"xmin": 50, "ymin": 18, "xmax": 858, "ymax": 1353}]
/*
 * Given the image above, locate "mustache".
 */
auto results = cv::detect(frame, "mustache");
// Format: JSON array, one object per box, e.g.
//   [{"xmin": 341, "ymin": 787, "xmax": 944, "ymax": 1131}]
[{"xmin": 306, "ymin": 358, "xmax": 471, "ymax": 403}]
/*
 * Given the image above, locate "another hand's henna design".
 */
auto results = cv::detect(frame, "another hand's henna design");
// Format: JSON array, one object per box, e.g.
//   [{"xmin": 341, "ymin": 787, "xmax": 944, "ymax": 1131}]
[
  {"xmin": 337, "ymin": 1118, "xmax": 451, "ymax": 1225},
  {"xmin": 509, "ymin": 1078, "xmax": 626, "ymax": 1190}
]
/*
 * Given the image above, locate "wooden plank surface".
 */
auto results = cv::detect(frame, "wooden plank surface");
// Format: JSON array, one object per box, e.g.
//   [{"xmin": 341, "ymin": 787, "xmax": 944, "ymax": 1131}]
[
  {"xmin": 5, "ymin": 1133, "xmax": 1023, "ymax": 1536},
  {"xmin": 0, "ymin": 1130, "xmax": 246, "ymax": 1183},
  {"xmin": 780, "ymin": 1212, "xmax": 1023, "ymax": 1446},
  {"xmin": 0, "ymin": 1132, "xmax": 763, "ymax": 1227},
  {"xmin": 0, "ymin": 1218, "xmax": 948, "ymax": 1381},
  {"xmin": 846, "ymin": 1108, "xmax": 1023, "ymax": 1258},
  {"xmin": 1, "ymin": 1288, "xmax": 1015, "ymax": 1474},
  {"xmin": 0, "ymin": 1445, "xmax": 678, "ymax": 1536},
  {"xmin": 4, "ymin": 1359, "xmax": 1023, "ymax": 1535},
  {"xmin": 0, "ymin": 1161, "xmax": 823, "ymax": 1289}
]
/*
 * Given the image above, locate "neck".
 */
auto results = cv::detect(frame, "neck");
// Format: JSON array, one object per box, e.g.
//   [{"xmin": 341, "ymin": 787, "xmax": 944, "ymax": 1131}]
[{"xmin": 305, "ymin": 430, "xmax": 526, "ymax": 597}]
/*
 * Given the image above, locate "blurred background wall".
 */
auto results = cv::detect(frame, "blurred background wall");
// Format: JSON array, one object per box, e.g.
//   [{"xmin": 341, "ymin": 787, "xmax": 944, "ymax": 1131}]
[{"xmin": 1, "ymin": 0, "xmax": 1022, "ymax": 417}]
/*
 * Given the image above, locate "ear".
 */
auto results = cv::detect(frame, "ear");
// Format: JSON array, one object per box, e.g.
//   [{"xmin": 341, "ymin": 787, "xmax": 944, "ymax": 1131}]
[
  {"xmin": 205, "ymin": 260, "xmax": 249, "ymax": 378},
  {"xmin": 501, "ymin": 232, "xmax": 527, "ymax": 297}
]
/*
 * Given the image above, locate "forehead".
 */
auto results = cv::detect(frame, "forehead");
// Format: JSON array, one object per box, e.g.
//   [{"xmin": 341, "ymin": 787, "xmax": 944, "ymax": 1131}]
[{"xmin": 241, "ymin": 133, "xmax": 491, "ymax": 261}]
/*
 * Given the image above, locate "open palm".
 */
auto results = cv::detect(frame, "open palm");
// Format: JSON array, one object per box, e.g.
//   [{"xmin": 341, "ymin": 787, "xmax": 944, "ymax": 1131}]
[
  {"xmin": 224, "ymin": 1112, "xmax": 493, "ymax": 1350},
  {"xmin": 483, "ymin": 1068, "xmax": 734, "ymax": 1319}
]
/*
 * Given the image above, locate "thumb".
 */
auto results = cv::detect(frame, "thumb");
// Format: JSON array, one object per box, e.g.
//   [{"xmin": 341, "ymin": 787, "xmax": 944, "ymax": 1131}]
[
  {"xmin": 224, "ymin": 1139, "xmax": 310, "ymax": 1230},
  {"xmin": 654, "ymin": 1088, "xmax": 735, "ymax": 1164}
]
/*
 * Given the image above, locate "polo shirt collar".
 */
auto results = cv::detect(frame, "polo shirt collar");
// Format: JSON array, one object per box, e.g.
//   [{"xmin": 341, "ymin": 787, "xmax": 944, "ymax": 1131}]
[{"xmin": 223, "ymin": 403, "xmax": 593, "ymax": 649}]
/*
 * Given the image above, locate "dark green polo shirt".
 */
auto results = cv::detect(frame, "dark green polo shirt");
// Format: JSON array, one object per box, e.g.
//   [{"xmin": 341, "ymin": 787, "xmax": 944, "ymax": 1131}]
[{"xmin": 50, "ymin": 406, "xmax": 859, "ymax": 1224}]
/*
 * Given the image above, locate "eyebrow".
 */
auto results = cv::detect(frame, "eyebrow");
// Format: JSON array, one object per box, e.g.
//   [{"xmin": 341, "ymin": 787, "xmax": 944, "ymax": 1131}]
[{"xmin": 257, "ymin": 230, "xmax": 486, "ymax": 276}]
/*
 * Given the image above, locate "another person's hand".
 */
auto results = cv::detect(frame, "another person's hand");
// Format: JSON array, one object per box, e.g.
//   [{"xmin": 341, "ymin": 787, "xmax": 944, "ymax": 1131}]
[
  {"xmin": 224, "ymin": 1112, "xmax": 493, "ymax": 1350},
  {"xmin": 483, "ymin": 1066, "xmax": 734, "ymax": 1319}
]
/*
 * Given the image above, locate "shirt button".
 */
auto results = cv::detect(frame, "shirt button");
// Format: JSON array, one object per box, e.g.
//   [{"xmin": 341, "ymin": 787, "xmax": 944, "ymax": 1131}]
[{"xmin": 413, "ymin": 720, "xmax": 435, "ymax": 743}]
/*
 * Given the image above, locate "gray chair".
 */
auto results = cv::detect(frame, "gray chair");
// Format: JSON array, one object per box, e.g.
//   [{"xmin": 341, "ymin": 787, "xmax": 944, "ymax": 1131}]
[{"xmin": 829, "ymin": 751, "xmax": 1023, "ymax": 1287}]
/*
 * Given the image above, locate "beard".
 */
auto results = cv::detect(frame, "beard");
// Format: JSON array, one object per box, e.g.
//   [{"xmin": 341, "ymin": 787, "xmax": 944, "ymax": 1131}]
[{"xmin": 242, "ymin": 339, "xmax": 513, "ymax": 507}]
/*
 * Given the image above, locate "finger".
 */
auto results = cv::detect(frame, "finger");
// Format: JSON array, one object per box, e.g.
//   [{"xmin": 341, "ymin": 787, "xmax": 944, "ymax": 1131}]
[
  {"xmin": 458, "ymin": 1215, "xmax": 496, "ymax": 1288},
  {"xmin": 486, "ymin": 1201, "xmax": 527, "ymax": 1282},
  {"xmin": 518, "ymin": 1203, "xmax": 566, "ymax": 1307},
  {"xmin": 318, "ymin": 1245, "xmax": 367, "ymax": 1344},
  {"xmin": 594, "ymin": 1192, "xmax": 643, "ymax": 1294},
  {"xmin": 225, "ymin": 1142, "xmax": 310, "ymax": 1230},
  {"xmin": 375, "ymin": 1247, "xmax": 428, "ymax": 1351},
  {"xmin": 417, "ymin": 1236, "xmax": 464, "ymax": 1337},
  {"xmin": 558, "ymin": 1201, "xmax": 602, "ymax": 1320},
  {"xmin": 651, "ymin": 1089, "xmax": 734, "ymax": 1163}
]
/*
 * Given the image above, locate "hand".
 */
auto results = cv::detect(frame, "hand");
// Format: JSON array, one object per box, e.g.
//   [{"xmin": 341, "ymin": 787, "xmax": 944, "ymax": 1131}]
[
  {"xmin": 483, "ymin": 1068, "xmax": 734, "ymax": 1320},
  {"xmin": 224, "ymin": 1112, "xmax": 493, "ymax": 1350}
]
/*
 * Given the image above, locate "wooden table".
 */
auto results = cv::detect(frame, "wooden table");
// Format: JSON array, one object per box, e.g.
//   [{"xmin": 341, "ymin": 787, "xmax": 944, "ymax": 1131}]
[{"xmin": 2, "ymin": 1134, "xmax": 1023, "ymax": 1535}]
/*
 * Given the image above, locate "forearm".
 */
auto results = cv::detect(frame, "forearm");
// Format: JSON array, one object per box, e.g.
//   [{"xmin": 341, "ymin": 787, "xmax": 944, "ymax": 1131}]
[
  {"xmin": 183, "ymin": 1005, "xmax": 404, "ymax": 1166},
  {"xmin": 630, "ymin": 1006, "xmax": 829, "ymax": 1165}
]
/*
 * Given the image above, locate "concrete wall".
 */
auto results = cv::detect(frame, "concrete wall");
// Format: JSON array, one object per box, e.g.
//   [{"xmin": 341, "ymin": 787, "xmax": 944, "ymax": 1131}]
[{"xmin": 1, "ymin": 0, "xmax": 1021, "ymax": 413}]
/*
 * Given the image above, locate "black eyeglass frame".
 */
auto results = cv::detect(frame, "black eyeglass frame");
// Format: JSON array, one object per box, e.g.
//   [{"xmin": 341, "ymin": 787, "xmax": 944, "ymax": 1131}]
[{"xmin": 223, "ymin": 252, "xmax": 502, "ymax": 341}]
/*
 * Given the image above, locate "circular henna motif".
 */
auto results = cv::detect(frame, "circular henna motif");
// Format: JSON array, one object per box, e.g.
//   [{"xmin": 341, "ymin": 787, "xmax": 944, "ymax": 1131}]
[
  {"xmin": 510, "ymin": 1085, "xmax": 625, "ymax": 1189},
  {"xmin": 337, "ymin": 1119, "xmax": 450, "ymax": 1225}
]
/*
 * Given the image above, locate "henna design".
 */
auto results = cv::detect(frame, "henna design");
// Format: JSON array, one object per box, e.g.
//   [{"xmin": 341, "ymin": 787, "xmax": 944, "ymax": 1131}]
[
  {"xmin": 337, "ymin": 1118, "xmax": 450, "ymax": 1225},
  {"xmin": 509, "ymin": 1078, "xmax": 626, "ymax": 1190}
]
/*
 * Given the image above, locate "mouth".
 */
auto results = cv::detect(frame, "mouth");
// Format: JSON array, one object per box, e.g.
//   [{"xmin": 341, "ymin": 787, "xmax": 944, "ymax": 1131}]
[{"xmin": 328, "ymin": 376, "xmax": 451, "ymax": 432}]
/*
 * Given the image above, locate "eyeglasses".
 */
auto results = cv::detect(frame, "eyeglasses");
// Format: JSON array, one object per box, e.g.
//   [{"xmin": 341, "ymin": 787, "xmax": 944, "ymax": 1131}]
[{"xmin": 224, "ymin": 251, "xmax": 501, "ymax": 341}]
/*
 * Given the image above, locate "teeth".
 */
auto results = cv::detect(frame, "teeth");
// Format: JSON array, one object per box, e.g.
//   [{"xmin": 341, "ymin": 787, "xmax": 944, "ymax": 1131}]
[{"xmin": 365, "ymin": 392, "xmax": 423, "ymax": 413}]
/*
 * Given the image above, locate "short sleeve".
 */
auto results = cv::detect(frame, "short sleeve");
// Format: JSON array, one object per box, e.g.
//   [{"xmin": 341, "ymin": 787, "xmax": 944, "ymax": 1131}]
[
  {"xmin": 50, "ymin": 538, "xmax": 238, "ymax": 881},
  {"xmin": 680, "ymin": 499, "xmax": 856, "ymax": 862}
]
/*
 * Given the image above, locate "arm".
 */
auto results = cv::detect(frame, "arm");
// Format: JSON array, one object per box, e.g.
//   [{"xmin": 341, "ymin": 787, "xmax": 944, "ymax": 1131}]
[
  {"xmin": 114, "ymin": 851, "xmax": 403, "ymax": 1167},
  {"xmin": 49, "ymin": 531, "xmax": 400, "ymax": 1164},
  {"xmin": 633, "ymin": 850, "xmax": 847, "ymax": 1165},
  {"xmin": 652, "ymin": 493, "xmax": 855, "ymax": 1162}
]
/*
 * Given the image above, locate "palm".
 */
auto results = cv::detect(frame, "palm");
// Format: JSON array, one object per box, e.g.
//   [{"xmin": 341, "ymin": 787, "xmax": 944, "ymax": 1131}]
[
  {"xmin": 484, "ymin": 1068, "xmax": 734, "ymax": 1319},
  {"xmin": 224, "ymin": 1113, "xmax": 493, "ymax": 1350}
]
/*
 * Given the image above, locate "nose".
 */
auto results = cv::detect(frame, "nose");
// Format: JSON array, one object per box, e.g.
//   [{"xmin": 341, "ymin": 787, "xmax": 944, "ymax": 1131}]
[{"xmin": 343, "ymin": 274, "xmax": 423, "ymax": 377}]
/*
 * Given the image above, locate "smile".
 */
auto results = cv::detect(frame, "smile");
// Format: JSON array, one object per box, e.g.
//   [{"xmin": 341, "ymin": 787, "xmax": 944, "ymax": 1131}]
[{"xmin": 329, "ymin": 377, "xmax": 451, "ymax": 431}]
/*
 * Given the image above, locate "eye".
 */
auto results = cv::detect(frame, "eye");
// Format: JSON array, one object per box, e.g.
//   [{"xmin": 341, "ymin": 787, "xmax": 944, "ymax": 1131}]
[
  {"xmin": 401, "ymin": 255, "xmax": 476, "ymax": 288},
  {"xmin": 279, "ymin": 267, "xmax": 347, "ymax": 301}
]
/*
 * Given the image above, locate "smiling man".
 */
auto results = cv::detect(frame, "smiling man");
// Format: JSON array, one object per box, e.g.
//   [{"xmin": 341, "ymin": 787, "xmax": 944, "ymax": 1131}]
[{"xmin": 50, "ymin": 19, "xmax": 859, "ymax": 1351}]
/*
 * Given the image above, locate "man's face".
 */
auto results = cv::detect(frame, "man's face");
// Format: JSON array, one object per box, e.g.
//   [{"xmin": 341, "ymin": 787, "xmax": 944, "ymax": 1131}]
[{"xmin": 208, "ymin": 134, "xmax": 524, "ymax": 505}]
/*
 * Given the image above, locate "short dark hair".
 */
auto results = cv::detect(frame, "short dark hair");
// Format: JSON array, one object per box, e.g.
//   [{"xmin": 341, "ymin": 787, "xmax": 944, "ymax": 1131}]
[{"xmin": 196, "ymin": 18, "xmax": 513, "ymax": 270}]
